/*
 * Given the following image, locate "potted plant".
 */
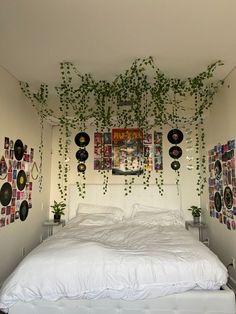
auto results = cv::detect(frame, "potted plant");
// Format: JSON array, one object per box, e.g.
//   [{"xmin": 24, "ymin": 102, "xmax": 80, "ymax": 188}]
[
  {"xmin": 50, "ymin": 200, "xmax": 66, "ymax": 222},
  {"xmin": 188, "ymin": 205, "xmax": 201, "ymax": 224}
]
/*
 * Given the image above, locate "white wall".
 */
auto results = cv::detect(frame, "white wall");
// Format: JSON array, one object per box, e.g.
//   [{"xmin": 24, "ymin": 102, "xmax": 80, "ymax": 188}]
[
  {"xmin": 50, "ymin": 124, "xmax": 200, "ymax": 221},
  {"xmin": 203, "ymin": 69, "xmax": 236, "ymax": 291},
  {"xmin": 0, "ymin": 67, "xmax": 52, "ymax": 284}
]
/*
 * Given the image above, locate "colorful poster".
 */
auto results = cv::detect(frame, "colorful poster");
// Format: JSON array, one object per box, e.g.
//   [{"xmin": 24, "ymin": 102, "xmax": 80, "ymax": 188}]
[
  {"xmin": 154, "ymin": 131, "xmax": 163, "ymax": 170},
  {"xmin": 112, "ymin": 128, "xmax": 143, "ymax": 175},
  {"xmin": 94, "ymin": 132, "xmax": 112, "ymax": 170},
  {"xmin": 208, "ymin": 139, "xmax": 236, "ymax": 230}
]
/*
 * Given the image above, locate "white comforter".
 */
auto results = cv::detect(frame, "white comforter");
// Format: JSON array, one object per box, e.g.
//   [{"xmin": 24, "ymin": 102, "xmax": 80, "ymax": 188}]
[{"xmin": 0, "ymin": 219, "xmax": 228, "ymax": 311}]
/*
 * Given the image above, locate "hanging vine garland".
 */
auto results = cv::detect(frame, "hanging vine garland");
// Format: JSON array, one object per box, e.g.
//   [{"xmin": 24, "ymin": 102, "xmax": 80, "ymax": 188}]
[
  {"xmin": 20, "ymin": 57, "xmax": 224, "ymax": 199},
  {"xmin": 20, "ymin": 82, "xmax": 50, "ymax": 192}
]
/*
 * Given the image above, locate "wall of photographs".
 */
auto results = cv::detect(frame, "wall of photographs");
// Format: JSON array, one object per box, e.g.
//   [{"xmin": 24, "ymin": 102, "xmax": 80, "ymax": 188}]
[
  {"xmin": 93, "ymin": 129, "xmax": 163, "ymax": 173},
  {"xmin": 208, "ymin": 139, "xmax": 236, "ymax": 230},
  {"xmin": 0, "ymin": 137, "xmax": 35, "ymax": 228}
]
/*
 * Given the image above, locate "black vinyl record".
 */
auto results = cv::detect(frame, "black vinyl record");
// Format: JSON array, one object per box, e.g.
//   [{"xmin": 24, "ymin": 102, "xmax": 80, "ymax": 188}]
[
  {"xmin": 167, "ymin": 129, "xmax": 184, "ymax": 145},
  {"xmin": 19, "ymin": 200, "xmax": 29, "ymax": 221},
  {"xmin": 77, "ymin": 163, "xmax": 86, "ymax": 172},
  {"xmin": 214, "ymin": 160, "xmax": 222, "ymax": 180},
  {"xmin": 0, "ymin": 182, "xmax": 12, "ymax": 206},
  {"xmin": 169, "ymin": 146, "xmax": 182, "ymax": 159},
  {"xmin": 224, "ymin": 186, "xmax": 233, "ymax": 209},
  {"xmin": 14, "ymin": 139, "xmax": 24, "ymax": 161},
  {"xmin": 214, "ymin": 192, "xmax": 222, "ymax": 212},
  {"xmin": 76, "ymin": 149, "xmax": 89, "ymax": 162},
  {"xmin": 17, "ymin": 170, "xmax": 27, "ymax": 191},
  {"xmin": 74, "ymin": 132, "xmax": 90, "ymax": 147},
  {"xmin": 171, "ymin": 160, "xmax": 180, "ymax": 170}
]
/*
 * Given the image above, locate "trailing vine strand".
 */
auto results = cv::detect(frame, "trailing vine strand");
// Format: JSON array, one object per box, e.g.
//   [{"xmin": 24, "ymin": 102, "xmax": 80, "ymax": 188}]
[{"xmin": 20, "ymin": 57, "xmax": 224, "ymax": 200}]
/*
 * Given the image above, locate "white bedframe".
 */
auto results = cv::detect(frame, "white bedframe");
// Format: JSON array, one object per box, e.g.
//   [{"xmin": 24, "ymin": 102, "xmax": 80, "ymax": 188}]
[{"xmin": 6, "ymin": 184, "xmax": 236, "ymax": 314}]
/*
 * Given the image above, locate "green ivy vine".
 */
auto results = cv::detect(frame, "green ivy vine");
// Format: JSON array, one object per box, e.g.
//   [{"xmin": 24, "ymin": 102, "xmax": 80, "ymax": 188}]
[{"xmin": 20, "ymin": 57, "xmax": 224, "ymax": 200}]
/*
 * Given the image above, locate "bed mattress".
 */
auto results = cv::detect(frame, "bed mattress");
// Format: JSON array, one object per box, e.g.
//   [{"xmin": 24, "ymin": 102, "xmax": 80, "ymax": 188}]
[{"xmin": 0, "ymin": 217, "xmax": 228, "ymax": 313}]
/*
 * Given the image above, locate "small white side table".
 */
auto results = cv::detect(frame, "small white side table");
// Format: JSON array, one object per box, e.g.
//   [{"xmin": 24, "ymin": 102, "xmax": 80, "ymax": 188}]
[
  {"xmin": 43, "ymin": 220, "xmax": 65, "ymax": 237},
  {"xmin": 185, "ymin": 220, "xmax": 208, "ymax": 243}
]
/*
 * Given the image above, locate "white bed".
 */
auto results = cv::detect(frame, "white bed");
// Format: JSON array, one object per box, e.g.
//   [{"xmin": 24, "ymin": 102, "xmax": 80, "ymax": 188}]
[{"xmin": 0, "ymin": 184, "xmax": 235, "ymax": 314}]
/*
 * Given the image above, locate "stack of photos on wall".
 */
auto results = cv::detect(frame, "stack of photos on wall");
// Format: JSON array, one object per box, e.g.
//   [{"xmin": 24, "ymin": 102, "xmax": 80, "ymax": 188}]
[
  {"xmin": 208, "ymin": 139, "xmax": 236, "ymax": 230},
  {"xmin": 0, "ymin": 137, "xmax": 34, "ymax": 228},
  {"xmin": 93, "ymin": 128, "xmax": 163, "ymax": 174}
]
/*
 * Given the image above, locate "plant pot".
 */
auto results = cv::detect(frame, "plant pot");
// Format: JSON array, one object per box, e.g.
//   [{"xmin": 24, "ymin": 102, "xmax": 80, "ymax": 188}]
[
  {"xmin": 193, "ymin": 216, "xmax": 200, "ymax": 224},
  {"xmin": 54, "ymin": 214, "xmax": 61, "ymax": 223}
]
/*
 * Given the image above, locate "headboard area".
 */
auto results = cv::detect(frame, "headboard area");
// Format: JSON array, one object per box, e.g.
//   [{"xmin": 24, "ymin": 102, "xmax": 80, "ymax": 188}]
[{"xmin": 67, "ymin": 184, "xmax": 182, "ymax": 221}]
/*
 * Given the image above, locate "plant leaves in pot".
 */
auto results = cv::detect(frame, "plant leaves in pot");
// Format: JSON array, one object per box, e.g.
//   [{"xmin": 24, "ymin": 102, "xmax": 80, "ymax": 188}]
[
  {"xmin": 188, "ymin": 205, "xmax": 201, "ymax": 224},
  {"xmin": 50, "ymin": 200, "xmax": 66, "ymax": 222}
]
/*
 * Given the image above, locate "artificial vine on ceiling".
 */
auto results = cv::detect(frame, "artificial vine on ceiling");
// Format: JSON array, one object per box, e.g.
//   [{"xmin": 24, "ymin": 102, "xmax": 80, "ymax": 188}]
[{"xmin": 20, "ymin": 57, "xmax": 224, "ymax": 199}]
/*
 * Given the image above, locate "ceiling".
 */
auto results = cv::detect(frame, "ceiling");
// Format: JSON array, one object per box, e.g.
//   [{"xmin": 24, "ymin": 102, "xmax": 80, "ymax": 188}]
[{"xmin": 1, "ymin": 0, "xmax": 236, "ymax": 89}]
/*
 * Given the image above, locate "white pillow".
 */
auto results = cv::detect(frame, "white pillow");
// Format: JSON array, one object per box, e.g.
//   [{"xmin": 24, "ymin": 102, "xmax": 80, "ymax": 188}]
[
  {"xmin": 76, "ymin": 203, "xmax": 124, "ymax": 220},
  {"xmin": 127, "ymin": 210, "xmax": 184, "ymax": 226},
  {"xmin": 73, "ymin": 213, "xmax": 121, "ymax": 225},
  {"xmin": 132, "ymin": 203, "xmax": 175, "ymax": 217}
]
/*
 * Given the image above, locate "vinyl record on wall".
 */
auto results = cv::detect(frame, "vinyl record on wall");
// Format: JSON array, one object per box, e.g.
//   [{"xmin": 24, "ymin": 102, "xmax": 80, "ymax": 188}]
[
  {"xmin": 167, "ymin": 129, "xmax": 184, "ymax": 145},
  {"xmin": 0, "ymin": 182, "xmax": 13, "ymax": 206},
  {"xmin": 76, "ymin": 149, "xmax": 89, "ymax": 162},
  {"xmin": 169, "ymin": 146, "xmax": 182, "ymax": 159},
  {"xmin": 14, "ymin": 139, "xmax": 24, "ymax": 161},
  {"xmin": 17, "ymin": 170, "xmax": 27, "ymax": 191},
  {"xmin": 19, "ymin": 200, "xmax": 29, "ymax": 221},
  {"xmin": 214, "ymin": 192, "xmax": 222, "ymax": 212},
  {"xmin": 224, "ymin": 186, "xmax": 233, "ymax": 209},
  {"xmin": 74, "ymin": 132, "xmax": 90, "ymax": 147},
  {"xmin": 77, "ymin": 163, "xmax": 86, "ymax": 172},
  {"xmin": 214, "ymin": 160, "xmax": 222, "ymax": 180},
  {"xmin": 171, "ymin": 160, "xmax": 180, "ymax": 171}
]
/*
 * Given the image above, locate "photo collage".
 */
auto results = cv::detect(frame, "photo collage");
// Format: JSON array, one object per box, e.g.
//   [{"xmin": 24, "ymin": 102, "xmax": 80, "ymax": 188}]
[
  {"xmin": 0, "ymin": 137, "xmax": 34, "ymax": 228},
  {"xmin": 94, "ymin": 129, "xmax": 163, "ymax": 173},
  {"xmin": 208, "ymin": 139, "xmax": 236, "ymax": 230}
]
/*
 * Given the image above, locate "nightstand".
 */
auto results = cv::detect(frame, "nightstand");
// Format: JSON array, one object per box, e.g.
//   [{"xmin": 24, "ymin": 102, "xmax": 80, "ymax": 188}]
[
  {"xmin": 43, "ymin": 220, "xmax": 65, "ymax": 237},
  {"xmin": 185, "ymin": 220, "xmax": 208, "ymax": 244}
]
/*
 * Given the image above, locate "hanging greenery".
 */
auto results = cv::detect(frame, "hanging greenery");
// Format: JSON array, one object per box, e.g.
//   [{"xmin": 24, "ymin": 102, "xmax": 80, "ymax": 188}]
[
  {"xmin": 20, "ymin": 57, "xmax": 224, "ymax": 199},
  {"xmin": 20, "ymin": 82, "xmax": 51, "ymax": 192}
]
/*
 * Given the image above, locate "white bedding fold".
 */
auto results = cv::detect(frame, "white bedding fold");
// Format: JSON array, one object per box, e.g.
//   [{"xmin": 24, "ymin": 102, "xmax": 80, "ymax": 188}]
[{"xmin": 0, "ymin": 220, "xmax": 228, "ymax": 311}]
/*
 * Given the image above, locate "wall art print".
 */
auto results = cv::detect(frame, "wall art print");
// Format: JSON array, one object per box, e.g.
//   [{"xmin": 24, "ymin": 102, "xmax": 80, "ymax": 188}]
[
  {"xmin": 0, "ymin": 137, "xmax": 34, "ymax": 228},
  {"xmin": 93, "ymin": 130, "xmax": 163, "ymax": 173},
  {"xmin": 112, "ymin": 128, "xmax": 143, "ymax": 175},
  {"xmin": 208, "ymin": 139, "xmax": 236, "ymax": 230},
  {"xmin": 94, "ymin": 132, "xmax": 112, "ymax": 170}
]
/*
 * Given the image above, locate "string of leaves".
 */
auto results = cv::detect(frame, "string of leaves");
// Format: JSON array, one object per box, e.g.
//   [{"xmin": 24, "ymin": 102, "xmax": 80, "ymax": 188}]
[
  {"xmin": 20, "ymin": 57, "xmax": 224, "ymax": 199},
  {"xmin": 20, "ymin": 82, "xmax": 51, "ymax": 192}
]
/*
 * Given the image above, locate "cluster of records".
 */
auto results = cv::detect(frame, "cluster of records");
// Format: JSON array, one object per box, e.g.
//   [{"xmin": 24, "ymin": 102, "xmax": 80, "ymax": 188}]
[
  {"xmin": 167, "ymin": 129, "xmax": 183, "ymax": 171},
  {"xmin": 74, "ymin": 132, "xmax": 90, "ymax": 172},
  {"xmin": 208, "ymin": 140, "xmax": 236, "ymax": 230},
  {"xmin": 0, "ymin": 138, "xmax": 34, "ymax": 228}
]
